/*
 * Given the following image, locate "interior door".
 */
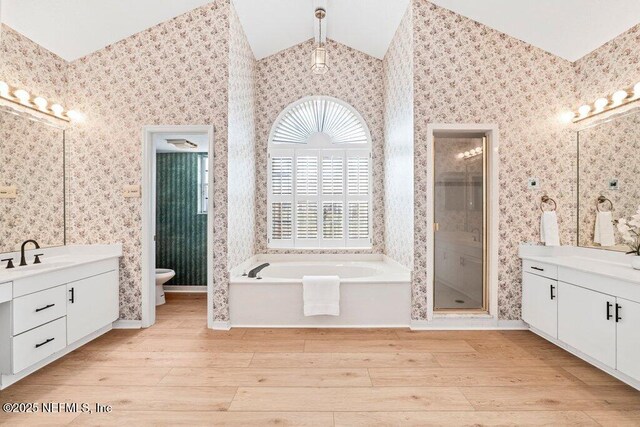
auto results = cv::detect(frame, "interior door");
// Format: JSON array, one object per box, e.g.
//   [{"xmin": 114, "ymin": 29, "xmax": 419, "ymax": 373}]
[
  {"xmin": 616, "ymin": 297, "xmax": 640, "ymax": 382},
  {"xmin": 558, "ymin": 282, "xmax": 616, "ymax": 368},
  {"xmin": 433, "ymin": 134, "xmax": 486, "ymax": 311}
]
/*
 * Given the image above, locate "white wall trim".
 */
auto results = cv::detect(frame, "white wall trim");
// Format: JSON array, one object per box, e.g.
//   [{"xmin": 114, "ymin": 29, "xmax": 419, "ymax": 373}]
[
  {"xmin": 211, "ymin": 321, "xmax": 231, "ymax": 331},
  {"xmin": 142, "ymin": 125, "xmax": 215, "ymax": 330},
  {"xmin": 425, "ymin": 124, "xmax": 500, "ymax": 323},
  {"xmin": 112, "ymin": 320, "xmax": 142, "ymax": 329},
  {"xmin": 164, "ymin": 286, "xmax": 207, "ymax": 293},
  {"xmin": 410, "ymin": 319, "xmax": 527, "ymax": 330}
]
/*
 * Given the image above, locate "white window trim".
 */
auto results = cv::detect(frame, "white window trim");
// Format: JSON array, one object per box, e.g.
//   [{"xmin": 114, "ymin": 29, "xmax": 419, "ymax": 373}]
[{"xmin": 267, "ymin": 96, "xmax": 373, "ymax": 250}]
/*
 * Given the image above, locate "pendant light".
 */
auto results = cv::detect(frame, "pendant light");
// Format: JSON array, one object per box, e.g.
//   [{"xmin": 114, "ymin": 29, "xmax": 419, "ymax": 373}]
[{"xmin": 311, "ymin": 8, "xmax": 328, "ymax": 75}]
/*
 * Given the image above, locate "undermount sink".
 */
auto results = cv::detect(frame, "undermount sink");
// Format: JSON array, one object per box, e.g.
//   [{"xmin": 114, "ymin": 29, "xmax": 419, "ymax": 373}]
[{"xmin": 17, "ymin": 260, "xmax": 75, "ymax": 271}]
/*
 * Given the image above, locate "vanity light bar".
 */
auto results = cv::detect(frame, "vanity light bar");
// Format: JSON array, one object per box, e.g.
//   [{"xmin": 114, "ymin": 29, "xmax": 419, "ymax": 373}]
[
  {"xmin": 0, "ymin": 81, "xmax": 84, "ymax": 122},
  {"xmin": 570, "ymin": 82, "xmax": 640, "ymax": 123},
  {"xmin": 456, "ymin": 146, "xmax": 483, "ymax": 160}
]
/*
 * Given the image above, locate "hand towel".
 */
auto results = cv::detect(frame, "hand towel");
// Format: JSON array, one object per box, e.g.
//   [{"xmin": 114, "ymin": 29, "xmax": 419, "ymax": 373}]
[
  {"xmin": 594, "ymin": 211, "xmax": 615, "ymax": 247},
  {"xmin": 303, "ymin": 275, "xmax": 340, "ymax": 316},
  {"xmin": 540, "ymin": 211, "xmax": 560, "ymax": 246}
]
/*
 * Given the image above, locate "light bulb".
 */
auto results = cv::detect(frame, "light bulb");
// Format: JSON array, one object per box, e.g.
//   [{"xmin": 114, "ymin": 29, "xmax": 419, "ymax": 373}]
[
  {"xmin": 464, "ymin": 151, "xmax": 470, "ymax": 157},
  {"xmin": 14, "ymin": 89, "xmax": 30, "ymax": 104},
  {"xmin": 51, "ymin": 104, "xmax": 64, "ymax": 116},
  {"xmin": 633, "ymin": 82, "xmax": 640, "ymax": 99},
  {"xmin": 33, "ymin": 97, "xmax": 48, "ymax": 110},
  {"xmin": 469, "ymin": 149, "xmax": 476, "ymax": 155},
  {"xmin": 560, "ymin": 111, "xmax": 575, "ymax": 123},
  {"xmin": 475, "ymin": 146, "xmax": 482, "ymax": 152},
  {"xmin": 611, "ymin": 90, "xmax": 628, "ymax": 105},
  {"xmin": 578, "ymin": 104, "xmax": 591, "ymax": 117},
  {"xmin": 594, "ymin": 97, "xmax": 608, "ymax": 111},
  {"xmin": 0, "ymin": 81, "xmax": 9, "ymax": 97},
  {"xmin": 67, "ymin": 110, "xmax": 85, "ymax": 122},
  {"xmin": 457, "ymin": 153, "xmax": 464, "ymax": 159}
]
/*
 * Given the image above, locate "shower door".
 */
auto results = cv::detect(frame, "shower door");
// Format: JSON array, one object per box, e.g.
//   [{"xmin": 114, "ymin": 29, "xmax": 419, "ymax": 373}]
[{"xmin": 433, "ymin": 134, "xmax": 487, "ymax": 312}]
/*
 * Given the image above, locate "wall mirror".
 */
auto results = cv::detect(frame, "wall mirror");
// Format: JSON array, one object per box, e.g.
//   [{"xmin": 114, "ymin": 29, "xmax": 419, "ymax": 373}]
[
  {"xmin": 0, "ymin": 107, "xmax": 66, "ymax": 253},
  {"xmin": 577, "ymin": 108, "xmax": 640, "ymax": 252}
]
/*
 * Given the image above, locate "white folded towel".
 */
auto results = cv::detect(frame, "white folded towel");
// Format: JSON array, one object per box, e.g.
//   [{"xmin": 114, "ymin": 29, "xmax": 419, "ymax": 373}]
[
  {"xmin": 303, "ymin": 275, "xmax": 340, "ymax": 316},
  {"xmin": 540, "ymin": 211, "xmax": 560, "ymax": 246},
  {"xmin": 594, "ymin": 211, "xmax": 615, "ymax": 247}
]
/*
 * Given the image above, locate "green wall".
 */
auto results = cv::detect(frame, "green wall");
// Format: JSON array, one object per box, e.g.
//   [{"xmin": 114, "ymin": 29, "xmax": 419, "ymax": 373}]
[{"xmin": 156, "ymin": 153, "xmax": 207, "ymax": 286}]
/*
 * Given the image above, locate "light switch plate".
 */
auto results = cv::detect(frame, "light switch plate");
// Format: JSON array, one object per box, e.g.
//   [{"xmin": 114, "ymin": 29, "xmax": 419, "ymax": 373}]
[
  {"xmin": 123, "ymin": 185, "xmax": 141, "ymax": 198},
  {"xmin": 0, "ymin": 186, "xmax": 17, "ymax": 199},
  {"xmin": 608, "ymin": 178, "xmax": 619, "ymax": 190},
  {"xmin": 528, "ymin": 178, "xmax": 540, "ymax": 189}
]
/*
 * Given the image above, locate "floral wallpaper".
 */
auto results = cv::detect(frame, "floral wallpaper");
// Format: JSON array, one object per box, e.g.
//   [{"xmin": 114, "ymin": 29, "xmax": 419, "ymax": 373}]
[
  {"xmin": 65, "ymin": 1, "xmax": 231, "ymax": 321},
  {"xmin": 411, "ymin": 0, "xmax": 577, "ymax": 320},
  {"xmin": 0, "ymin": 110, "xmax": 65, "ymax": 252},
  {"xmin": 577, "ymin": 110, "xmax": 640, "ymax": 248},
  {"xmin": 254, "ymin": 39, "xmax": 385, "ymax": 254},
  {"xmin": 0, "ymin": 24, "xmax": 68, "ymax": 104},
  {"xmin": 383, "ymin": 5, "xmax": 414, "ymax": 269},
  {"xmin": 227, "ymin": 6, "xmax": 257, "ymax": 270}
]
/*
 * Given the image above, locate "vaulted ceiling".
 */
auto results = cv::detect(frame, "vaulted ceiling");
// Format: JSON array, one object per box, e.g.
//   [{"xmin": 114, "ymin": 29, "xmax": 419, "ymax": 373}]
[{"xmin": 1, "ymin": 0, "xmax": 639, "ymax": 63}]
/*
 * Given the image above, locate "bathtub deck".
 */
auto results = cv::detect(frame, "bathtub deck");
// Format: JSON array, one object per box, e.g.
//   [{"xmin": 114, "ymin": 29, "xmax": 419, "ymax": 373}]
[{"xmin": 1, "ymin": 293, "xmax": 639, "ymax": 426}]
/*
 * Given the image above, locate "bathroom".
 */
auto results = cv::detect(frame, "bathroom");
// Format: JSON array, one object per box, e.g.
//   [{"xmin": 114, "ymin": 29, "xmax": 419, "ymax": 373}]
[{"xmin": 1, "ymin": 0, "xmax": 640, "ymax": 424}]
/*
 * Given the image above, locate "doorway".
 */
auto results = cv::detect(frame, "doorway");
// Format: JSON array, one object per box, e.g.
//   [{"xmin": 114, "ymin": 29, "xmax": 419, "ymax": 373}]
[
  {"xmin": 142, "ymin": 125, "xmax": 214, "ymax": 328},
  {"xmin": 426, "ymin": 124, "xmax": 499, "ymax": 321}
]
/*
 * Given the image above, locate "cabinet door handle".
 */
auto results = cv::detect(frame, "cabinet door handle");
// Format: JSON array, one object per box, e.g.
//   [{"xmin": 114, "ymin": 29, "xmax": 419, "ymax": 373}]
[
  {"xmin": 606, "ymin": 301, "xmax": 613, "ymax": 320},
  {"xmin": 35, "ymin": 303, "xmax": 55, "ymax": 313},
  {"xmin": 616, "ymin": 304, "xmax": 622, "ymax": 322},
  {"xmin": 69, "ymin": 287, "xmax": 75, "ymax": 303},
  {"xmin": 35, "ymin": 337, "xmax": 55, "ymax": 348},
  {"xmin": 550, "ymin": 284, "xmax": 555, "ymax": 300},
  {"xmin": 531, "ymin": 266, "xmax": 544, "ymax": 272}
]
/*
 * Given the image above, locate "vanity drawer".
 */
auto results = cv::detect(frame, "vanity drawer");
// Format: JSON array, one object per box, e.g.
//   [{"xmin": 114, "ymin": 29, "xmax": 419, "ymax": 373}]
[
  {"xmin": 13, "ymin": 285, "xmax": 67, "ymax": 335},
  {"xmin": 523, "ymin": 260, "xmax": 558, "ymax": 280},
  {"xmin": 12, "ymin": 317, "xmax": 66, "ymax": 373}
]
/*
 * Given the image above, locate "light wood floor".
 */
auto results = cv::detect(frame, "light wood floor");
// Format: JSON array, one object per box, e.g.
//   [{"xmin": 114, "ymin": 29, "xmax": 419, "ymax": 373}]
[{"xmin": 1, "ymin": 293, "xmax": 639, "ymax": 426}]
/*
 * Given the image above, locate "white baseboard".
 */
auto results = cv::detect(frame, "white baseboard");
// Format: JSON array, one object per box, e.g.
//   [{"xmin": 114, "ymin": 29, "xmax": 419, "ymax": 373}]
[
  {"xmin": 211, "ymin": 321, "xmax": 231, "ymax": 331},
  {"xmin": 230, "ymin": 324, "xmax": 410, "ymax": 329},
  {"xmin": 112, "ymin": 319, "xmax": 142, "ymax": 329},
  {"xmin": 410, "ymin": 318, "xmax": 528, "ymax": 330},
  {"xmin": 164, "ymin": 286, "xmax": 207, "ymax": 293}
]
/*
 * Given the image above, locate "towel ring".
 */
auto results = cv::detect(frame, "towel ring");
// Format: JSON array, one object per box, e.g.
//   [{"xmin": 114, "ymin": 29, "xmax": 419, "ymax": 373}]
[
  {"xmin": 540, "ymin": 195, "xmax": 557, "ymax": 212},
  {"xmin": 596, "ymin": 196, "xmax": 613, "ymax": 212}
]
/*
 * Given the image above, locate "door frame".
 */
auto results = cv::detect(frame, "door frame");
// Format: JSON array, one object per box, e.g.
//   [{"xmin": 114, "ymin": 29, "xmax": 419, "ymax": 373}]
[
  {"xmin": 425, "ymin": 124, "xmax": 499, "ymax": 322},
  {"xmin": 141, "ymin": 125, "xmax": 215, "ymax": 328}
]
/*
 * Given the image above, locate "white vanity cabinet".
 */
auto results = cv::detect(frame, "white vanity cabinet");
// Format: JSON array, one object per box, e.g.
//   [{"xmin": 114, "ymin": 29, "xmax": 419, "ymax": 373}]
[
  {"xmin": 67, "ymin": 270, "xmax": 119, "ymax": 345},
  {"xmin": 0, "ymin": 245, "xmax": 121, "ymax": 390},
  {"xmin": 520, "ymin": 245, "xmax": 640, "ymax": 391}
]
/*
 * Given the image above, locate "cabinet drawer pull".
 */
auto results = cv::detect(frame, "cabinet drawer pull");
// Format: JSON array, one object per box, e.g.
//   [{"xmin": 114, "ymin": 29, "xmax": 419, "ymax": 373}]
[
  {"xmin": 606, "ymin": 301, "xmax": 613, "ymax": 320},
  {"xmin": 35, "ymin": 338, "xmax": 55, "ymax": 349},
  {"xmin": 550, "ymin": 284, "xmax": 556, "ymax": 300},
  {"xmin": 531, "ymin": 266, "xmax": 544, "ymax": 272},
  {"xmin": 35, "ymin": 303, "xmax": 55, "ymax": 313},
  {"xmin": 69, "ymin": 287, "xmax": 75, "ymax": 303},
  {"xmin": 616, "ymin": 304, "xmax": 622, "ymax": 322}
]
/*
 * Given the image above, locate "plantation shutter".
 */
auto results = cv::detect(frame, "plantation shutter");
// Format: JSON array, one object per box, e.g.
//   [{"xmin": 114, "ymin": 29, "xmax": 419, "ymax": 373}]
[
  {"xmin": 346, "ymin": 150, "xmax": 371, "ymax": 246},
  {"xmin": 294, "ymin": 150, "xmax": 320, "ymax": 246},
  {"xmin": 268, "ymin": 149, "xmax": 294, "ymax": 247}
]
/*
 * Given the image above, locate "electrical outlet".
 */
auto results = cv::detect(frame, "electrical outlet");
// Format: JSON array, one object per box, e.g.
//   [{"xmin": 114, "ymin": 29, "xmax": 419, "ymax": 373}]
[
  {"xmin": 608, "ymin": 179, "xmax": 619, "ymax": 190},
  {"xmin": 528, "ymin": 178, "xmax": 540, "ymax": 189},
  {"xmin": 123, "ymin": 185, "xmax": 141, "ymax": 198}
]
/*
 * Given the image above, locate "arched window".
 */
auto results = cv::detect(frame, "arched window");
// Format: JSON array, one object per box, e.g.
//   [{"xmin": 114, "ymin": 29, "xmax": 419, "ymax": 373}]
[{"xmin": 268, "ymin": 96, "xmax": 372, "ymax": 249}]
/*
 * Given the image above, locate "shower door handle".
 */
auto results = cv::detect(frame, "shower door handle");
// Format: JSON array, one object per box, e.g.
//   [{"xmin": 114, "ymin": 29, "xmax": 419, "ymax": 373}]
[{"xmin": 433, "ymin": 223, "xmax": 440, "ymax": 232}]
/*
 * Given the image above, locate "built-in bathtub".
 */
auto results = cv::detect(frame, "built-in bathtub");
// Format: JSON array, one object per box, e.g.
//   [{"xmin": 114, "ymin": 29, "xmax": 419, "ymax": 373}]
[{"xmin": 230, "ymin": 255, "xmax": 411, "ymax": 327}]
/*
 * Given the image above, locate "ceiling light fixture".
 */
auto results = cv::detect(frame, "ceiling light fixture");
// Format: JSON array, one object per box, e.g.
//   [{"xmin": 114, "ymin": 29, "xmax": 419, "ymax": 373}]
[
  {"xmin": 166, "ymin": 139, "xmax": 198, "ymax": 150},
  {"xmin": 311, "ymin": 7, "xmax": 328, "ymax": 75}
]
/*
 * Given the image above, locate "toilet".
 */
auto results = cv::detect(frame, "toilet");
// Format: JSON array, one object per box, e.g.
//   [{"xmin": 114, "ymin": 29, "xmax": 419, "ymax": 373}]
[{"xmin": 155, "ymin": 268, "xmax": 175, "ymax": 306}]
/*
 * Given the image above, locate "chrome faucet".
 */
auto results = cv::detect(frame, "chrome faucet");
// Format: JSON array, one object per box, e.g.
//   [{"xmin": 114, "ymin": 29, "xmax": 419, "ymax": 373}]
[{"xmin": 19, "ymin": 240, "xmax": 40, "ymax": 266}]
